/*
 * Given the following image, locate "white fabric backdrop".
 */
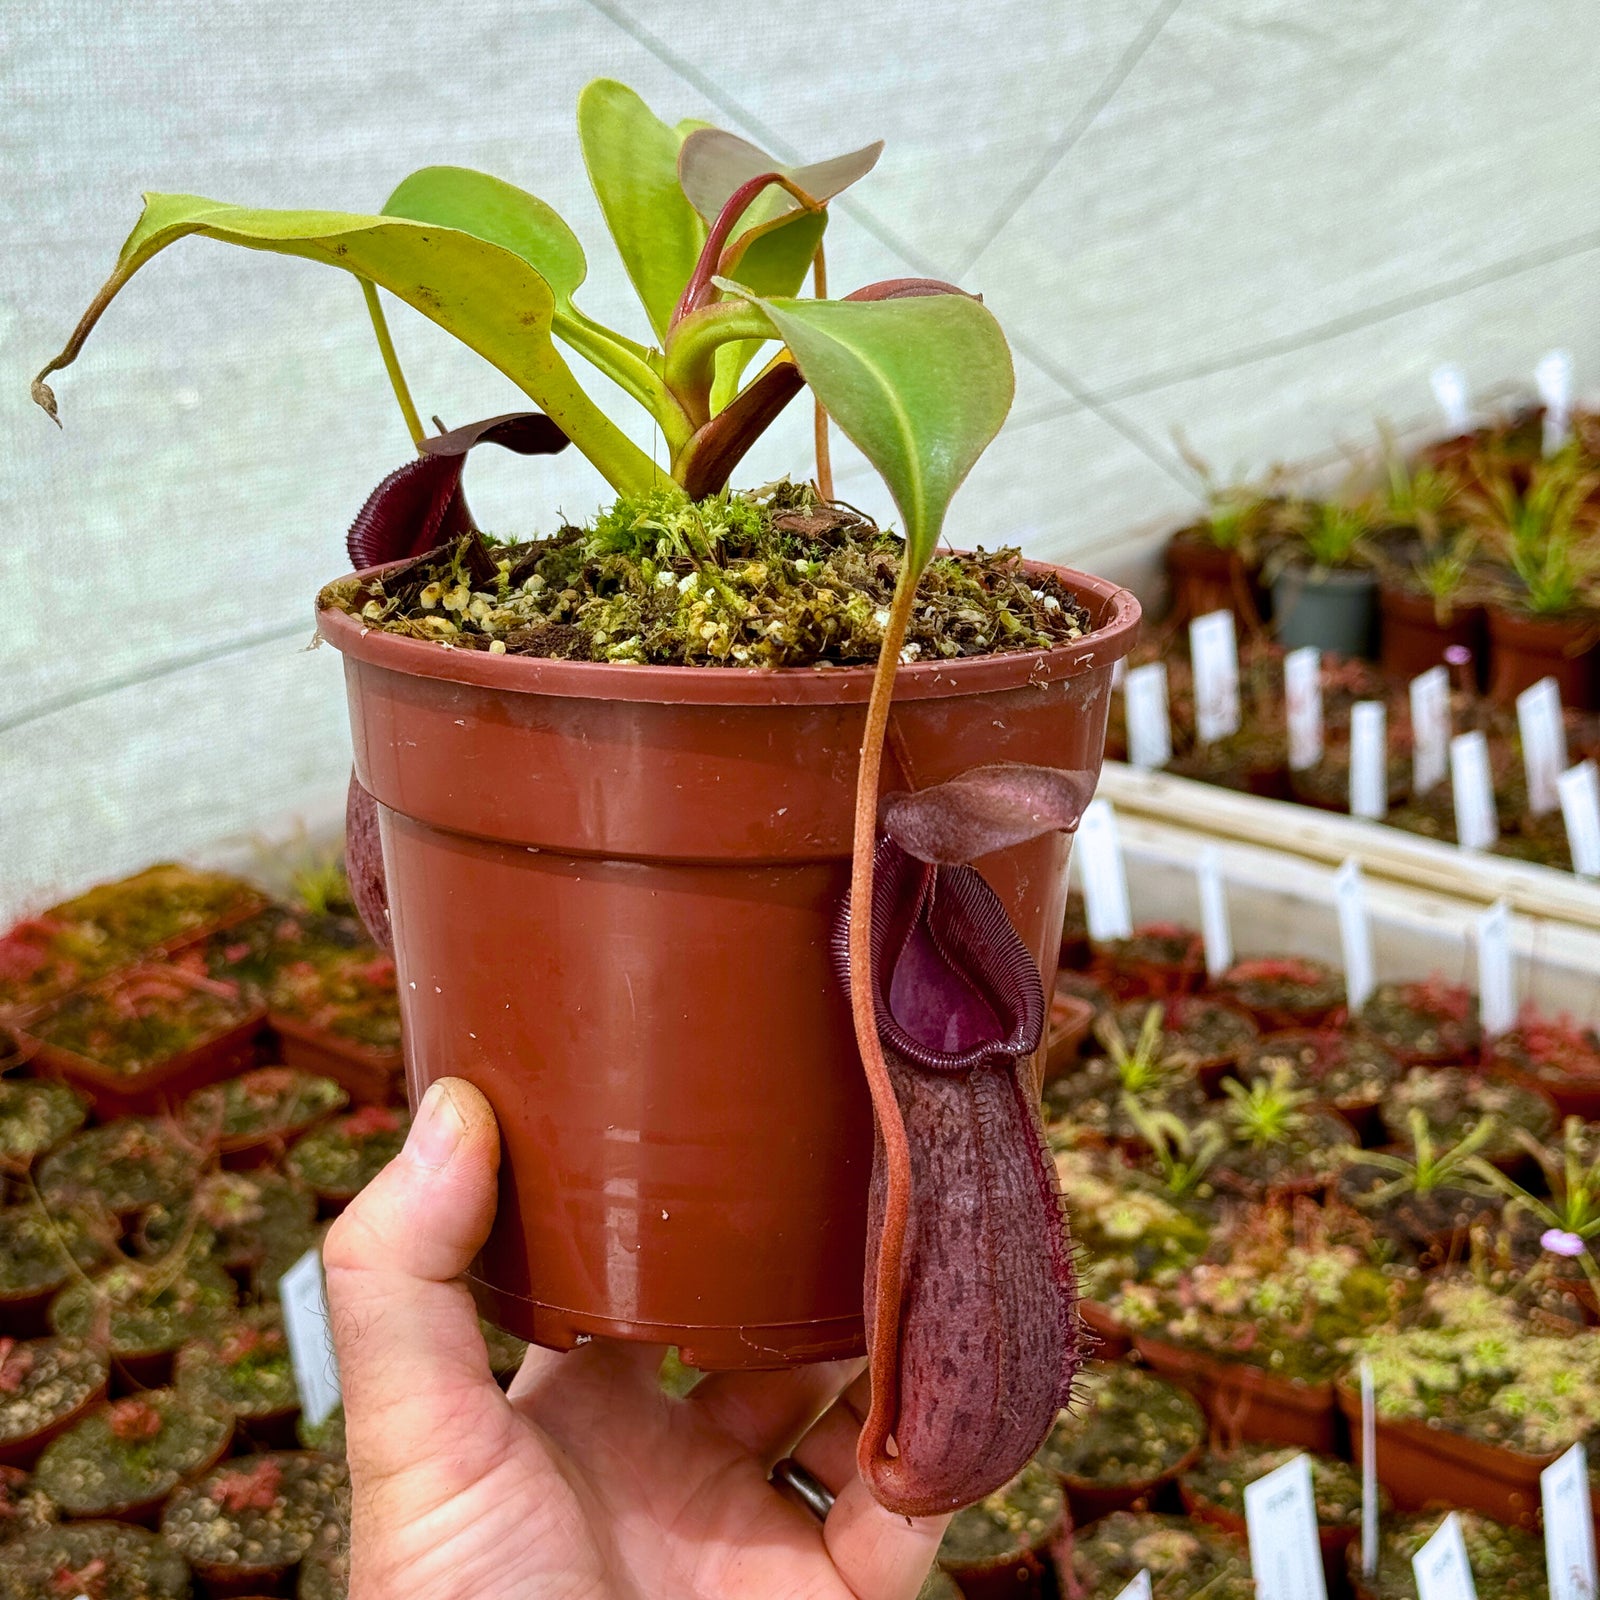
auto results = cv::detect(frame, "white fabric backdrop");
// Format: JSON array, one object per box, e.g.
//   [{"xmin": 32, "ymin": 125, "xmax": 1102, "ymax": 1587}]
[{"xmin": 3, "ymin": 0, "xmax": 1598, "ymax": 919}]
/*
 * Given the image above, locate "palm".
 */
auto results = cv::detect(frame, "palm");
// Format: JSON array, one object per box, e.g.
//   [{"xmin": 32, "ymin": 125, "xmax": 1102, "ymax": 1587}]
[{"xmin": 326, "ymin": 1080, "xmax": 943, "ymax": 1600}]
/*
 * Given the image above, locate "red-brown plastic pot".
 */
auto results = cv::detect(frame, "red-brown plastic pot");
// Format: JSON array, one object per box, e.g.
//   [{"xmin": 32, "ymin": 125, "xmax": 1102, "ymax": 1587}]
[
  {"xmin": 1378, "ymin": 582, "xmax": 1485, "ymax": 684},
  {"xmin": 1164, "ymin": 529, "xmax": 1263, "ymax": 628},
  {"xmin": 1043, "ymin": 993, "xmax": 1097, "ymax": 1083},
  {"xmin": 269, "ymin": 1015, "xmax": 402, "ymax": 1108},
  {"xmin": 0, "ymin": 1368, "xmax": 109, "ymax": 1471},
  {"xmin": 1061, "ymin": 1440, "xmax": 1202, "ymax": 1526},
  {"xmin": 1335, "ymin": 1382, "xmax": 1551, "ymax": 1529},
  {"xmin": 1486, "ymin": 603, "xmax": 1599, "ymax": 709},
  {"xmin": 1133, "ymin": 1335, "xmax": 1340, "ymax": 1453},
  {"xmin": 17, "ymin": 967, "xmax": 265, "ymax": 1121},
  {"xmin": 319, "ymin": 563, "xmax": 1139, "ymax": 1367},
  {"xmin": 1179, "ymin": 1480, "xmax": 1354, "ymax": 1597}
]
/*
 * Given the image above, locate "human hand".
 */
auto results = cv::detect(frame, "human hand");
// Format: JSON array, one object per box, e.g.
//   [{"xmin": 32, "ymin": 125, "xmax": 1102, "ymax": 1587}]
[{"xmin": 323, "ymin": 1077, "xmax": 949, "ymax": 1599}]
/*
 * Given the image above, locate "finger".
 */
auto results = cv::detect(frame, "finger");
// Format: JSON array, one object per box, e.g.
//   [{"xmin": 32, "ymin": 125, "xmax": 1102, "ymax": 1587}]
[
  {"xmin": 789, "ymin": 1370, "xmax": 872, "ymax": 1490},
  {"xmin": 825, "ymin": 1475, "xmax": 950, "ymax": 1600},
  {"xmin": 323, "ymin": 1078, "xmax": 506, "ymax": 1482},
  {"xmin": 689, "ymin": 1356, "xmax": 865, "ymax": 1460}
]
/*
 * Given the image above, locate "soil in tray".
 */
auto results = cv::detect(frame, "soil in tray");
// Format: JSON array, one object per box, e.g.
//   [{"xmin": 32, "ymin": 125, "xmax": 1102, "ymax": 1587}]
[
  {"xmin": 1091, "ymin": 924, "xmax": 1205, "ymax": 997},
  {"xmin": 1378, "ymin": 1066, "xmax": 1555, "ymax": 1163},
  {"xmin": 33, "ymin": 1387, "xmax": 232, "ymax": 1519},
  {"xmin": 1181, "ymin": 1443, "xmax": 1375, "ymax": 1535},
  {"xmin": 176, "ymin": 1307, "xmax": 299, "ymax": 1436},
  {"xmin": 0, "ymin": 1199, "xmax": 115, "ymax": 1321},
  {"xmin": 936, "ymin": 1458, "xmax": 1063, "ymax": 1586},
  {"xmin": 1238, "ymin": 1029, "xmax": 1403, "ymax": 1124},
  {"xmin": 1166, "ymin": 730, "xmax": 1289, "ymax": 799},
  {"xmin": 286, "ymin": 1106, "xmax": 408, "ymax": 1205},
  {"xmin": 0, "ymin": 912, "xmax": 129, "ymax": 1022},
  {"xmin": 161, "ymin": 1450, "xmax": 349, "ymax": 1586},
  {"xmin": 1059, "ymin": 1511, "xmax": 1253, "ymax": 1600},
  {"xmin": 50, "ymin": 864, "xmax": 267, "ymax": 957},
  {"xmin": 1486, "ymin": 1006, "xmax": 1600, "ymax": 1106},
  {"xmin": 1351, "ymin": 1510, "xmax": 1547, "ymax": 1599},
  {"xmin": 181, "ymin": 1065, "xmax": 348, "ymax": 1155},
  {"xmin": 1212, "ymin": 1107, "xmax": 1355, "ymax": 1197},
  {"xmin": 37, "ymin": 1117, "xmax": 202, "ymax": 1223},
  {"xmin": 0, "ymin": 1517, "xmax": 192, "ymax": 1600},
  {"xmin": 50, "ymin": 1257, "xmax": 237, "ymax": 1375},
  {"xmin": 25, "ymin": 963, "xmax": 261, "ymax": 1082},
  {"xmin": 1214, "ymin": 957, "xmax": 1346, "ymax": 1030},
  {"xmin": 0, "ymin": 1337, "xmax": 108, "ymax": 1467},
  {"xmin": 1358, "ymin": 978, "xmax": 1481, "ymax": 1065},
  {"xmin": 1044, "ymin": 1059, "xmax": 1207, "ymax": 1146},
  {"xmin": 1111, "ymin": 996, "xmax": 1257, "ymax": 1082},
  {"xmin": 1335, "ymin": 1157, "xmax": 1501, "ymax": 1255},
  {"xmin": 0, "ymin": 1078, "xmax": 89, "ymax": 1171},
  {"xmin": 1037, "ymin": 1361, "xmax": 1205, "ymax": 1506}
]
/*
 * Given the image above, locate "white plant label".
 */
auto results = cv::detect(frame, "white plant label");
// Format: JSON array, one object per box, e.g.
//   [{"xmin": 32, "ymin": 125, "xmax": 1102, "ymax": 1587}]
[
  {"xmin": 1245, "ymin": 1452, "xmax": 1329, "ymax": 1600},
  {"xmin": 282, "ymin": 1246, "xmax": 342, "ymax": 1428},
  {"xmin": 1349, "ymin": 701, "xmax": 1389, "ymax": 820},
  {"xmin": 1518, "ymin": 677, "xmax": 1568, "ymax": 817},
  {"xmin": 1076, "ymin": 799, "xmax": 1133, "ymax": 943},
  {"xmin": 1559, "ymin": 761, "xmax": 1600, "ymax": 878},
  {"xmin": 1284, "ymin": 647, "xmax": 1324, "ymax": 771},
  {"xmin": 1450, "ymin": 731, "xmax": 1498, "ymax": 851},
  {"xmin": 1196, "ymin": 845, "xmax": 1233, "ymax": 978},
  {"xmin": 1125, "ymin": 661, "xmax": 1172, "ymax": 771},
  {"xmin": 1410, "ymin": 667, "xmax": 1451, "ymax": 796},
  {"xmin": 1542, "ymin": 1443, "xmax": 1598, "ymax": 1600},
  {"xmin": 1190, "ymin": 610, "xmax": 1240, "ymax": 744},
  {"xmin": 1360, "ymin": 1358, "xmax": 1379, "ymax": 1578},
  {"xmin": 1413, "ymin": 1512, "xmax": 1479, "ymax": 1600},
  {"xmin": 1474, "ymin": 899, "xmax": 1516, "ymax": 1040},
  {"xmin": 1112, "ymin": 1574, "xmax": 1153, "ymax": 1600},
  {"xmin": 1335, "ymin": 859, "xmax": 1375, "ymax": 1011},
  {"xmin": 1431, "ymin": 364, "xmax": 1470, "ymax": 432},
  {"xmin": 1537, "ymin": 349, "xmax": 1573, "ymax": 455}
]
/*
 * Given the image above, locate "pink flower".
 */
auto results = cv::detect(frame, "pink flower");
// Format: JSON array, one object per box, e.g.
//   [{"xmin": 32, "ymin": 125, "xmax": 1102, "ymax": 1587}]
[{"xmin": 1542, "ymin": 1227, "xmax": 1587, "ymax": 1258}]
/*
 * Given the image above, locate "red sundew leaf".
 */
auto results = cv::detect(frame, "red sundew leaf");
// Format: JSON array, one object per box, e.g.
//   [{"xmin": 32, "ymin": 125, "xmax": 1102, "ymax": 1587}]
[
  {"xmin": 880, "ymin": 764, "xmax": 1098, "ymax": 866},
  {"xmin": 345, "ymin": 411, "xmax": 569, "ymax": 571}
]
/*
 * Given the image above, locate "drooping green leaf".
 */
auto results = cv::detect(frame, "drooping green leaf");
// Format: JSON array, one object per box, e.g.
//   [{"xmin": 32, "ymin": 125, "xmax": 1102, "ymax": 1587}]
[
  {"xmin": 31, "ymin": 192, "xmax": 662, "ymax": 495},
  {"xmin": 718, "ymin": 281, "xmax": 1014, "ymax": 570},
  {"xmin": 577, "ymin": 79, "xmax": 706, "ymax": 344},
  {"xmin": 381, "ymin": 166, "xmax": 587, "ymax": 309}
]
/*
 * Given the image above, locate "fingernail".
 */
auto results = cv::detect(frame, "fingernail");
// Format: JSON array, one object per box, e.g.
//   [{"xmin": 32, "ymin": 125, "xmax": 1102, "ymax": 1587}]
[{"xmin": 409, "ymin": 1081, "xmax": 464, "ymax": 1170}]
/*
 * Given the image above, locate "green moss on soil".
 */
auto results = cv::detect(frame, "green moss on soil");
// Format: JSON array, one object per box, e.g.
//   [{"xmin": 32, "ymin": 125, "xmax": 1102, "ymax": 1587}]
[
  {"xmin": 1065, "ymin": 1511, "xmax": 1253, "ymax": 1600},
  {"xmin": 287, "ymin": 1107, "xmax": 408, "ymax": 1198},
  {"xmin": 37, "ymin": 1118, "xmax": 200, "ymax": 1219},
  {"xmin": 51, "ymin": 1257, "xmax": 237, "ymax": 1359},
  {"xmin": 34, "ymin": 1387, "xmax": 231, "ymax": 1517},
  {"xmin": 1039, "ymin": 1362, "xmax": 1206, "ymax": 1485},
  {"xmin": 182, "ymin": 1067, "xmax": 347, "ymax": 1143},
  {"xmin": 296, "ymin": 1402, "xmax": 345, "ymax": 1459},
  {"xmin": 1241, "ymin": 1031, "xmax": 1402, "ymax": 1111},
  {"xmin": 1361, "ymin": 1510, "xmax": 1547, "ymax": 1598},
  {"xmin": 324, "ymin": 482, "xmax": 1091, "ymax": 669},
  {"xmin": 937, "ymin": 1460, "xmax": 1062, "ymax": 1567},
  {"xmin": 0, "ymin": 1199, "xmax": 112, "ymax": 1296},
  {"xmin": 1379, "ymin": 1066, "xmax": 1554, "ymax": 1161},
  {"xmin": 161, "ymin": 1450, "xmax": 348, "ymax": 1574},
  {"xmin": 0, "ymin": 1078, "xmax": 88, "ymax": 1166},
  {"xmin": 51, "ymin": 864, "xmax": 264, "ymax": 956},
  {"xmin": 0, "ymin": 1518, "xmax": 191, "ymax": 1600},
  {"xmin": 1182, "ymin": 1444, "xmax": 1373, "ymax": 1527},
  {"xmin": 176, "ymin": 1308, "xmax": 298, "ymax": 1420}
]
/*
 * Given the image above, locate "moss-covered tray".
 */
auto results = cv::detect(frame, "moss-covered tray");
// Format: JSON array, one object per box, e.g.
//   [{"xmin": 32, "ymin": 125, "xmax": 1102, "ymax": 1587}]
[
  {"xmin": 161, "ymin": 1450, "xmax": 349, "ymax": 1592},
  {"xmin": 36, "ymin": 1116, "xmax": 201, "ymax": 1224},
  {"xmin": 182, "ymin": 1169, "xmax": 318, "ymax": 1289},
  {"xmin": 0, "ymin": 1199, "xmax": 113, "ymax": 1334},
  {"xmin": 1239, "ymin": 1029, "xmax": 1403, "ymax": 1132},
  {"xmin": 0, "ymin": 1517, "xmax": 192, "ymax": 1600},
  {"xmin": 287, "ymin": 1105, "xmax": 408, "ymax": 1211},
  {"xmin": 0, "ymin": 1336, "xmax": 109, "ymax": 1471},
  {"xmin": 0, "ymin": 1078, "xmax": 89, "ymax": 1172},
  {"xmin": 50, "ymin": 863, "xmax": 269, "ymax": 958},
  {"xmin": 33, "ymin": 1387, "xmax": 233, "ymax": 1522},
  {"xmin": 1062, "ymin": 1510, "xmax": 1254, "ymax": 1599},
  {"xmin": 1378, "ymin": 1066, "xmax": 1556, "ymax": 1167},
  {"xmin": 18, "ymin": 964, "xmax": 264, "ymax": 1117},
  {"xmin": 936, "ymin": 1459, "xmax": 1063, "ymax": 1598},
  {"xmin": 1349, "ymin": 1510, "xmax": 1547, "ymax": 1599},
  {"xmin": 1214, "ymin": 956, "xmax": 1345, "ymax": 1031},
  {"xmin": 0, "ymin": 912, "xmax": 127, "ymax": 1024},
  {"xmin": 181, "ymin": 1065, "xmax": 347, "ymax": 1167},
  {"xmin": 175, "ymin": 1307, "xmax": 300, "ymax": 1447}
]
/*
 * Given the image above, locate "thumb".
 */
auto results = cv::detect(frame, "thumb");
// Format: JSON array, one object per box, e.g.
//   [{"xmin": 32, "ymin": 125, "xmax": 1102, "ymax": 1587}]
[{"xmin": 323, "ymin": 1077, "xmax": 505, "ymax": 1482}]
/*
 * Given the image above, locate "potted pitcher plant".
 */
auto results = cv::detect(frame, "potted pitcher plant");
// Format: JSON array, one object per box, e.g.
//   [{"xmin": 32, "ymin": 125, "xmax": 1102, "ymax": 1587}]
[{"xmin": 33, "ymin": 78, "xmax": 1139, "ymax": 1515}]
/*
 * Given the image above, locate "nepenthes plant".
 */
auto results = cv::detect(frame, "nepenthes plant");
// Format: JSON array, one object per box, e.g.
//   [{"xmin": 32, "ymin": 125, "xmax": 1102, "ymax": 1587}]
[{"xmin": 33, "ymin": 78, "xmax": 1097, "ymax": 1515}]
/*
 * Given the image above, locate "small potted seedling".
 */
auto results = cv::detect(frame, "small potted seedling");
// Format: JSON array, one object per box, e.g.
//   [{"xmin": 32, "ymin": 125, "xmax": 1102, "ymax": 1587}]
[
  {"xmin": 286, "ymin": 1104, "xmax": 409, "ymax": 1214},
  {"xmin": 1109, "ymin": 993, "xmax": 1257, "ymax": 1094},
  {"xmin": 0, "ymin": 1200, "xmax": 113, "ymax": 1338},
  {"xmin": 1485, "ymin": 1002, "xmax": 1600, "ymax": 1119},
  {"xmin": 1378, "ymin": 1066, "xmax": 1555, "ymax": 1173},
  {"xmin": 1348, "ymin": 1510, "xmax": 1548, "ymax": 1600},
  {"xmin": 161, "ymin": 1450, "xmax": 349, "ymax": 1596},
  {"xmin": 49, "ymin": 865, "xmax": 270, "ymax": 962},
  {"xmin": 1268, "ymin": 498, "xmax": 1379, "ymax": 655},
  {"xmin": 177, "ymin": 1169, "xmax": 318, "ymax": 1297},
  {"xmin": 181, "ymin": 1065, "xmax": 348, "ymax": 1169},
  {"xmin": 1213, "ymin": 956, "xmax": 1346, "ymax": 1032},
  {"xmin": 0, "ymin": 1461, "xmax": 53, "ymax": 1541},
  {"xmin": 1212, "ymin": 1064, "xmax": 1356, "ymax": 1198},
  {"xmin": 36, "ymin": 77, "xmax": 1144, "ymax": 1518},
  {"xmin": 0, "ymin": 1077, "xmax": 88, "ymax": 1175},
  {"xmin": 17, "ymin": 965, "xmax": 265, "ymax": 1119},
  {"xmin": 1091, "ymin": 923, "xmax": 1206, "ymax": 1000},
  {"xmin": 1238, "ymin": 1028, "xmax": 1403, "ymax": 1143},
  {"xmin": 1358, "ymin": 976, "xmax": 1480, "ymax": 1066},
  {"xmin": 35, "ymin": 1116, "xmax": 201, "ymax": 1230},
  {"xmin": 1036, "ymin": 1361, "xmax": 1206, "ymax": 1522},
  {"xmin": 175, "ymin": 1307, "xmax": 301, "ymax": 1448},
  {"xmin": 0, "ymin": 1519, "xmax": 192, "ymax": 1600},
  {"xmin": 32, "ymin": 1388, "xmax": 233, "ymax": 1525},
  {"xmin": 0, "ymin": 1336, "xmax": 109, "ymax": 1471},
  {"xmin": 1162, "ymin": 456, "xmax": 1287, "ymax": 628},
  {"xmin": 1044, "ymin": 1005, "xmax": 1206, "ymax": 1147},
  {"xmin": 934, "ymin": 1459, "xmax": 1065, "ymax": 1600},
  {"xmin": 50, "ymin": 1255, "xmax": 238, "ymax": 1390},
  {"xmin": 1060, "ymin": 1511, "xmax": 1253, "ymax": 1600}
]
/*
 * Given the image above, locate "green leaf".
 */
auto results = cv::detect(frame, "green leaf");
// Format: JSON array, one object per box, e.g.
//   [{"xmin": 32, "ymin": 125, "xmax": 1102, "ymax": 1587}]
[
  {"xmin": 31, "ymin": 192, "xmax": 662, "ymax": 496},
  {"xmin": 381, "ymin": 165, "xmax": 587, "ymax": 309},
  {"xmin": 577, "ymin": 79, "xmax": 706, "ymax": 344},
  {"xmin": 722, "ymin": 287, "xmax": 1013, "ymax": 570},
  {"xmin": 678, "ymin": 129, "xmax": 882, "ymax": 226}
]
